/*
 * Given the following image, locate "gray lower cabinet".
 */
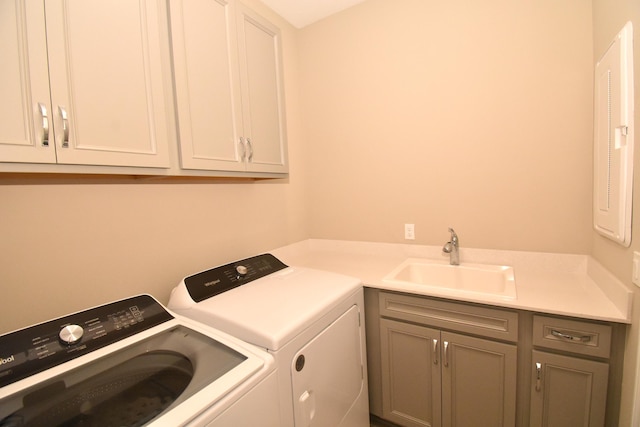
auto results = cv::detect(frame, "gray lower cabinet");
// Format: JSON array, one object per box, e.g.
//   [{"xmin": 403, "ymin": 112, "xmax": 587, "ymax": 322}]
[
  {"xmin": 375, "ymin": 292, "xmax": 518, "ymax": 427},
  {"xmin": 380, "ymin": 319, "xmax": 440, "ymax": 427},
  {"xmin": 529, "ymin": 350, "xmax": 608, "ymax": 427},
  {"xmin": 380, "ymin": 319, "xmax": 517, "ymax": 427},
  {"xmin": 365, "ymin": 289, "xmax": 625, "ymax": 427},
  {"xmin": 442, "ymin": 332, "xmax": 517, "ymax": 426},
  {"xmin": 529, "ymin": 315, "xmax": 612, "ymax": 427}
]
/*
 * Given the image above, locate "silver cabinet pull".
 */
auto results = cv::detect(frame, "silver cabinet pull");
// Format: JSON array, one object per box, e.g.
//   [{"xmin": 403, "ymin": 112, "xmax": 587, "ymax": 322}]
[
  {"xmin": 535, "ymin": 362, "xmax": 542, "ymax": 391},
  {"xmin": 432, "ymin": 339, "xmax": 439, "ymax": 365},
  {"xmin": 239, "ymin": 137, "xmax": 247, "ymax": 160},
  {"xmin": 443, "ymin": 341, "xmax": 449, "ymax": 367},
  {"xmin": 246, "ymin": 137, "xmax": 254, "ymax": 162},
  {"xmin": 58, "ymin": 106, "xmax": 69, "ymax": 148},
  {"xmin": 551, "ymin": 329, "xmax": 591, "ymax": 343},
  {"xmin": 38, "ymin": 103, "xmax": 49, "ymax": 146}
]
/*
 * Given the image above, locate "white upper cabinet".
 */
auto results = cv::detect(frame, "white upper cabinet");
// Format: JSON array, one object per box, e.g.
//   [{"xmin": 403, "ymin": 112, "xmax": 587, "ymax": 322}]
[
  {"xmin": 1, "ymin": 0, "xmax": 172, "ymax": 169},
  {"xmin": 170, "ymin": 0, "xmax": 288, "ymax": 174},
  {"xmin": 236, "ymin": 3, "xmax": 288, "ymax": 173},
  {"xmin": 2, "ymin": 0, "xmax": 287, "ymax": 176},
  {"xmin": 0, "ymin": 1, "xmax": 55, "ymax": 163},
  {"xmin": 169, "ymin": 0, "xmax": 245, "ymax": 172}
]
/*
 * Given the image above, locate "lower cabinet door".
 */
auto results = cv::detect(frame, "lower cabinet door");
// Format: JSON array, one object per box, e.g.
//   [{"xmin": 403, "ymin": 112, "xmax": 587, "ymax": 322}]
[
  {"xmin": 380, "ymin": 319, "xmax": 441, "ymax": 427},
  {"xmin": 530, "ymin": 350, "xmax": 609, "ymax": 427},
  {"xmin": 440, "ymin": 331, "xmax": 517, "ymax": 427},
  {"xmin": 379, "ymin": 320, "xmax": 517, "ymax": 427}
]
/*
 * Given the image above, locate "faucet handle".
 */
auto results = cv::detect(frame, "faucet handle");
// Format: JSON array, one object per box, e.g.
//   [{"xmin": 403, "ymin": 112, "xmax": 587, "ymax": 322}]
[{"xmin": 448, "ymin": 227, "xmax": 458, "ymax": 243}]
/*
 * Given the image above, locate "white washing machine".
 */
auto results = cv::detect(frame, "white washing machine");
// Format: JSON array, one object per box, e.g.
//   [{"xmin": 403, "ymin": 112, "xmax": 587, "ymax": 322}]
[
  {"xmin": 0, "ymin": 294, "xmax": 281, "ymax": 426},
  {"xmin": 168, "ymin": 254, "xmax": 370, "ymax": 427}
]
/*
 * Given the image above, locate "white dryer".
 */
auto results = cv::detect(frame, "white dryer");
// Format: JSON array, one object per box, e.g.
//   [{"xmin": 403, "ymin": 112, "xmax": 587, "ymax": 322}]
[
  {"xmin": 0, "ymin": 295, "xmax": 281, "ymax": 426},
  {"xmin": 168, "ymin": 254, "xmax": 370, "ymax": 427}
]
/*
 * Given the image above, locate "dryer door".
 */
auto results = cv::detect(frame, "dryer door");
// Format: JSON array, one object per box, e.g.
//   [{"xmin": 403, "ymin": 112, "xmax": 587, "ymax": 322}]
[{"xmin": 291, "ymin": 305, "xmax": 367, "ymax": 427}]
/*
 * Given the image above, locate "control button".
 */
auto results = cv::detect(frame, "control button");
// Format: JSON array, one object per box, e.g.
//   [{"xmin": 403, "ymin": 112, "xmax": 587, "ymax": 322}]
[
  {"xmin": 235, "ymin": 265, "xmax": 248, "ymax": 277},
  {"xmin": 59, "ymin": 324, "xmax": 84, "ymax": 345}
]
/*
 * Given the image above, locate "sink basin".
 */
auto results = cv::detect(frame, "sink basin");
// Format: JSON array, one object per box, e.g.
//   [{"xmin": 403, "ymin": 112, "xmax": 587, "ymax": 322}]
[{"xmin": 383, "ymin": 258, "xmax": 516, "ymax": 299}]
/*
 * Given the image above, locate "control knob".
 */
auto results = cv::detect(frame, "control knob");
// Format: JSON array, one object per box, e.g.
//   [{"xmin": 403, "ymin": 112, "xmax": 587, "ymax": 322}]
[
  {"xmin": 59, "ymin": 324, "xmax": 84, "ymax": 345},
  {"xmin": 235, "ymin": 265, "xmax": 248, "ymax": 278}
]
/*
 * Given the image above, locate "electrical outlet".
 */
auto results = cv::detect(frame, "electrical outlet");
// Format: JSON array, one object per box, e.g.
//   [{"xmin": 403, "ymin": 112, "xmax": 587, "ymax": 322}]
[
  {"xmin": 404, "ymin": 224, "xmax": 415, "ymax": 240},
  {"xmin": 633, "ymin": 252, "xmax": 640, "ymax": 287}
]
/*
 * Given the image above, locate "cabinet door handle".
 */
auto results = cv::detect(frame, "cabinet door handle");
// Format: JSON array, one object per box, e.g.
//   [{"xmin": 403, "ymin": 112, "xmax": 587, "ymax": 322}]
[
  {"xmin": 239, "ymin": 137, "xmax": 247, "ymax": 160},
  {"xmin": 535, "ymin": 362, "xmax": 542, "ymax": 392},
  {"xmin": 443, "ymin": 341, "xmax": 449, "ymax": 367},
  {"xmin": 246, "ymin": 138, "xmax": 254, "ymax": 162},
  {"xmin": 58, "ymin": 106, "xmax": 69, "ymax": 148},
  {"xmin": 432, "ymin": 339, "xmax": 439, "ymax": 365},
  {"xmin": 551, "ymin": 329, "xmax": 591, "ymax": 343},
  {"xmin": 38, "ymin": 103, "xmax": 49, "ymax": 147}
]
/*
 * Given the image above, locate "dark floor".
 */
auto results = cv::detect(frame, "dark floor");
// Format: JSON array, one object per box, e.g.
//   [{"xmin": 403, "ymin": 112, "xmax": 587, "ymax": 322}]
[{"xmin": 370, "ymin": 415, "xmax": 397, "ymax": 427}]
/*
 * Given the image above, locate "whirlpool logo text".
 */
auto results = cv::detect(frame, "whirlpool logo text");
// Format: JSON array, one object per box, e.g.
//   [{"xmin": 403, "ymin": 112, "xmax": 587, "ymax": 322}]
[{"xmin": 0, "ymin": 355, "xmax": 15, "ymax": 365}]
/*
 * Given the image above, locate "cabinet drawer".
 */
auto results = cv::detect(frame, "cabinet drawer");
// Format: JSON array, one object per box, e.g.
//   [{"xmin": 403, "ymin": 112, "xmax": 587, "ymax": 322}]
[
  {"xmin": 532, "ymin": 315, "xmax": 612, "ymax": 358},
  {"xmin": 379, "ymin": 292, "xmax": 518, "ymax": 342}
]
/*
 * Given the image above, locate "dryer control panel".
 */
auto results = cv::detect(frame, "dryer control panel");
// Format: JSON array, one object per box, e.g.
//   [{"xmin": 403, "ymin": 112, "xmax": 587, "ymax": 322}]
[
  {"xmin": 184, "ymin": 253, "xmax": 288, "ymax": 302},
  {"xmin": 0, "ymin": 295, "xmax": 173, "ymax": 388}
]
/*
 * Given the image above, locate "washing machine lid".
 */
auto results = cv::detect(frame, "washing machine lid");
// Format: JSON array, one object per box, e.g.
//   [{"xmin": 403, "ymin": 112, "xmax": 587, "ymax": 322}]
[
  {"xmin": 0, "ymin": 295, "xmax": 269, "ymax": 427},
  {"xmin": 169, "ymin": 255, "xmax": 362, "ymax": 351}
]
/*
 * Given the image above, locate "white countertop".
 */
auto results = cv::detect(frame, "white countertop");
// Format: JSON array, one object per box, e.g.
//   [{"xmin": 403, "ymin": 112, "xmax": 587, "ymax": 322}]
[{"xmin": 271, "ymin": 239, "xmax": 633, "ymax": 324}]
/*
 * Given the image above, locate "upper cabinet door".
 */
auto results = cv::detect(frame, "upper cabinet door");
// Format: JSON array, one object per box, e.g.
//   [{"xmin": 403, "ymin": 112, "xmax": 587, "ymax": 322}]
[
  {"xmin": 44, "ymin": 0, "xmax": 171, "ymax": 168},
  {"xmin": 0, "ymin": 0, "xmax": 55, "ymax": 163},
  {"xmin": 170, "ymin": 0, "xmax": 288, "ymax": 175},
  {"xmin": 236, "ymin": 3, "xmax": 288, "ymax": 174},
  {"xmin": 169, "ymin": 0, "xmax": 245, "ymax": 172}
]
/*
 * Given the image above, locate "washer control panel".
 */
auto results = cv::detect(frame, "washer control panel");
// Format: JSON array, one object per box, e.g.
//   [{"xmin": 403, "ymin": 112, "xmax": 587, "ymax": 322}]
[
  {"xmin": 184, "ymin": 254, "xmax": 288, "ymax": 302},
  {"xmin": 0, "ymin": 295, "xmax": 173, "ymax": 388}
]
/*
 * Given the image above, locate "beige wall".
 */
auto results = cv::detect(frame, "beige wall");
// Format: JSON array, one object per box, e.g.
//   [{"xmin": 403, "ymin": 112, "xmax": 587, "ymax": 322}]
[
  {"xmin": 299, "ymin": 0, "xmax": 594, "ymax": 253},
  {"xmin": 0, "ymin": 0, "xmax": 307, "ymax": 335},
  {"xmin": 591, "ymin": 1, "xmax": 640, "ymax": 425}
]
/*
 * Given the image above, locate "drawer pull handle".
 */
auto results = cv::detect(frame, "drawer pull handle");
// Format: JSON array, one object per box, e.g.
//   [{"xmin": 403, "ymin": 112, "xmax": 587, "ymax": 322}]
[
  {"xmin": 551, "ymin": 329, "xmax": 592, "ymax": 343},
  {"xmin": 535, "ymin": 362, "xmax": 542, "ymax": 391},
  {"xmin": 432, "ymin": 339, "xmax": 438, "ymax": 365}
]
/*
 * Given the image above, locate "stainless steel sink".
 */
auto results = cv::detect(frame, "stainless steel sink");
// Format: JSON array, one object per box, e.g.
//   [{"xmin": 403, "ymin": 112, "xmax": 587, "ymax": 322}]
[{"xmin": 383, "ymin": 258, "xmax": 516, "ymax": 299}]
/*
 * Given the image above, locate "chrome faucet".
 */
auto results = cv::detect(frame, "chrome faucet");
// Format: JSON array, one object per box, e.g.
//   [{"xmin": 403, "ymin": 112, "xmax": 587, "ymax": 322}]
[{"xmin": 442, "ymin": 228, "xmax": 460, "ymax": 265}]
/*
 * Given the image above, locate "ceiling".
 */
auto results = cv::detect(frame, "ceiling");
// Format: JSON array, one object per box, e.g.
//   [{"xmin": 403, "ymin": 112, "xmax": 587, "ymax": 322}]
[{"xmin": 260, "ymin": 0, "xmax": 367, "ymax": 28}]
